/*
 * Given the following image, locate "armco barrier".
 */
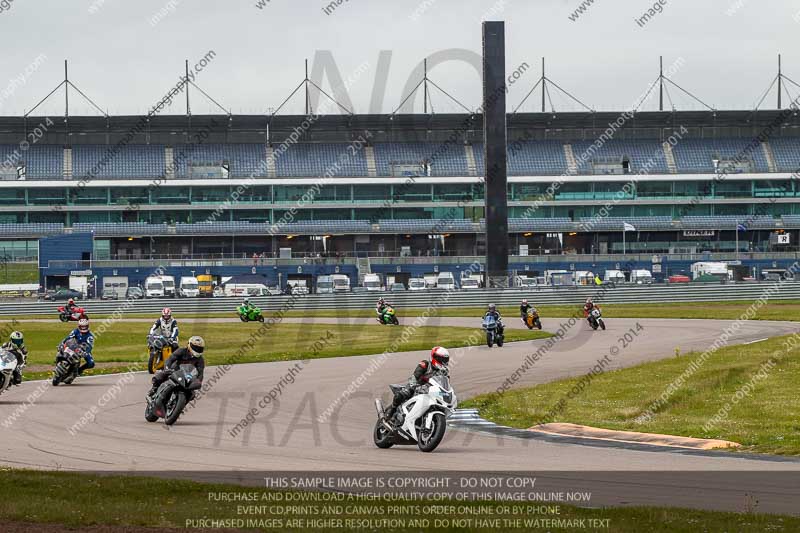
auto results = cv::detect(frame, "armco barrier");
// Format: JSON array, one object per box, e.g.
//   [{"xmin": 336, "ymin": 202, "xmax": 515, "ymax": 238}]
[{"xmin": 5, "ymin": 281, "xmax": 800, "ymax": 316}]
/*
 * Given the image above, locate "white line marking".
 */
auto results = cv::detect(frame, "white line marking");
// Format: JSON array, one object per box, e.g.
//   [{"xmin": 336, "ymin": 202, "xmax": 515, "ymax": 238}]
[{"xmin": 743, "ymin": 338, "xmax": 769, "ymax": 345}]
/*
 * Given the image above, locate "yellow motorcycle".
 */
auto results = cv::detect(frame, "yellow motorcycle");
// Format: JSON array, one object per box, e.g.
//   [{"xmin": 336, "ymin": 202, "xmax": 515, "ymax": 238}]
[{"xmin": 147, "ymin": 334, "xmax": 173, "ymax": 374}]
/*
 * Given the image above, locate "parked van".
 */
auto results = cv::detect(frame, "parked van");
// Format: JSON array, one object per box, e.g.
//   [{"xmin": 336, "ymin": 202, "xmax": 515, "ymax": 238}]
[
  {"xmin": 144, "ymin": 276, "xmax": 165, "ymax": 298},
  {"xmin": 161, "ymin": 275, "xmax": 176, "ymax": 297},
  {"xmin": 436, "ymin": 272, "xmax": 456, "ymax": 290},
  {"xmin": 179, "ymin": 276, "xmax": 199, "ymax": 298},
  {"xmin": 408, "ymin": 278, "xmax": 427, "ymax": 291},
  {"xmin": 630, "ymin": 269, "xmax": 654, "ymax": 284},
  {"xmin": 316, "ymin": 275, "xmax": 335, "ymax": 294},
  {"xmin": 363, "ymin": 273, "xmax": 384, "ymax": 292},
  {"xmin": 331, "ymin": 274, "xmax": 351, "ymax": 293},
  {"xmin": 603, "ymin": 270, "xmax": 625, "ymax": 284}
]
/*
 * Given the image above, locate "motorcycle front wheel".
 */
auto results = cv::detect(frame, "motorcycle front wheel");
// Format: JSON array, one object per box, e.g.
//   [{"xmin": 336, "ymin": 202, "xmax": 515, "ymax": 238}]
[
  {"xmin": 164, "ymin": 392, "xmax": 187, "ymax": 426},
  {"xmin": 373, "ymin": 419, "xmax": 394, "ymax": 449},
  {"xmin": 486, "ymin": 332, "xmax": 493, "ymax": 347},
  {"xmin": 535, "ymin": 319, "xmax": 542, "ymax": 330},
  {"xmin": 417, "ymin": 414, "xmax": 446, "ymax": 452},
  {"xmin": 599, "ymin": 319, "xmax": 606, "ymax": 330},
  {"xmin": 147, "ymin": 352, "xmax": 160, "ymax": 374},
  {"xmin": 144, "ymin": 401, "xmax": 159, "ymax": 422}
]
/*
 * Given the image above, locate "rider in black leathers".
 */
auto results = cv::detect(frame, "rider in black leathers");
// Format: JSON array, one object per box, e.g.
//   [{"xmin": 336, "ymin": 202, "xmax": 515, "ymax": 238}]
[
  {"xmin": 148, "ymin": 336, "xmax": 205, "ymax": 397},
  {"xmin": 385, "ymin": 346, "xmax": 450, "ymax": 423}
]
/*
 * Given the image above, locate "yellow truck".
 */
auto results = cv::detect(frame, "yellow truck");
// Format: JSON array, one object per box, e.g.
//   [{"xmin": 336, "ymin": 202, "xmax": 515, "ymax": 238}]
[{"xmin": 197, "ymin": 274, "xmax": 215, "ymax": 297}]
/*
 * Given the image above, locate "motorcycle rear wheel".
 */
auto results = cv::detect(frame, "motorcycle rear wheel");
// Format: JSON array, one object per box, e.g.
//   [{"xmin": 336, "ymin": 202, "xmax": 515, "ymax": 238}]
[
  {"xmin": 239, "ymin": 315, "xmax": 247, "ymax": 322},
  {"xmin": 391, "ymin": 315, "xmax": 399, "ymax": 325},
  {"xmin": 417, "ymin": 415, "xmax": 446, "ymax": 452},
  {"xmin": 59, "ymin": 315, "xmax": 68, "ymax": 323},
  {"xmin": 164, "ymin": 393, "xmax": 187, "ymax": 426},
  {"xmin": 373, "ymin": 419, "xmax": 394, "ymax": 449}
]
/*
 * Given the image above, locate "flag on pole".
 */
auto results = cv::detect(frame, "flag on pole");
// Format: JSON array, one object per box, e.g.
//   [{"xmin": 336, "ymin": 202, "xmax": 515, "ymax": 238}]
[
  {"xmin": 623, "ymin": 222, "xmax": 636, "ymax": 232},
  {"xmin": 736, "ymin": 223, "xmax": 747, "ymax": 232}
]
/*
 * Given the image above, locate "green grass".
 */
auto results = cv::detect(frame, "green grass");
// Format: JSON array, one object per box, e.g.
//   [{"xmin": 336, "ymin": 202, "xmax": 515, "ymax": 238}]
[
  {"xmin": 463, "ymin": 334, "xmax": 800, "ymax": 455},
  {"xmin": 3, "ymin": 319, "xmax": 550, "ymax": 373},
  {"xmin": 20, "ymin": 298, "xmax": 800, "ymax": 322},
  {"xmin": 0, "ymin": 469, "xmax": 797, "ymax": 532},
  {"xmin": 0, "ymin": 261, "xmax": 37, "ymax": 284},
  {"xmin": 271, "ymin": 299, "xmax": 800, "ymax": 322}
]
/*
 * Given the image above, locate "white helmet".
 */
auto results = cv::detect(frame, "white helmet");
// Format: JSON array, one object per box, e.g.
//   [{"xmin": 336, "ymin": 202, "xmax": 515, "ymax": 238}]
[{"xmin": 188, "ymin": 336, "xmax": 205, "ymax": 357}]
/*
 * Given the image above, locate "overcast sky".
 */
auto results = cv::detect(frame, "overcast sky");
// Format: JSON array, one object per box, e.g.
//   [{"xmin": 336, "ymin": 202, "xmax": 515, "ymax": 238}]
[{"xmin": 0, "ymin": 0, "xmax": 796, "ymax": 117}]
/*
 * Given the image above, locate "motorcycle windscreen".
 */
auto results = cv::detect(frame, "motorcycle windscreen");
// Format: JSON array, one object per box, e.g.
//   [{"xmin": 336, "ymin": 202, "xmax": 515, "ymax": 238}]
[{"xmin": 0, "ymin": 350, "xmax": 16, "ymax": 369}]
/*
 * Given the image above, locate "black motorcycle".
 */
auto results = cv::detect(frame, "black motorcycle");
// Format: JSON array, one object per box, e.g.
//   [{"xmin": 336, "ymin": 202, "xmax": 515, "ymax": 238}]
[
  {"xmin": 145, "ymin": 364, "xmax": 201, "ymax": 425},
  {"xmin": 52, "ymin": 339, "xmax": 85, "ymax": 386}
]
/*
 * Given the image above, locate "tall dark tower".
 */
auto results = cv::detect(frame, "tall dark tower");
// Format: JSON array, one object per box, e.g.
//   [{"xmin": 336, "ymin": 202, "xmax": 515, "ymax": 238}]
[{"xmin": 482, "ymin": 21, "xmax": 509, "ymax": 287}]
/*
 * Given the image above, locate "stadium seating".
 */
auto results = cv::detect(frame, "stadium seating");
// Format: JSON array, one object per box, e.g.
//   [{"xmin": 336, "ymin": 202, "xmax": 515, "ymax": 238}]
[
  {"xmin": 672, "ymin": 139, "xmax": 770, "ymax": 173},
  {"xmin": 73, "ymin": 222, "xmax": 170, "ymax": 235},
  {"xmin": 767, "ymin": 138, "xmax": 800, "ymax": 172},
  {"xmin": 577, "ymin": 216, "xmax": 674, "ymax": 231},
  {"xmin": 173, "ymin": 144, "xmax": 267, "ymax": 178},
  {"xmin": 372, "ymin": 143, "xmax": 469, "ymax": 176},
  {"xmin": 680, "ymin": 215, "xmax": 777, "ymax": 230},
  {"xmin": 0, "ymin": 223, "xmax": 63, "ymax": 235},
  {"xmin": 472, "ymin": 141, "xmax": 569, "ymax": 175},
  {"xmin": 570, "ymin": 140, "xmax": 668, "ymax": 174},
  {"xmin": 274, "ymin": 143, "xmax": 368, "ymax": 177},
  {"xmin": 73, "ymin": 145, "xmax": 165, "ymax": 179},
  {"xmin": 0, "ymin": 144, "xmax": 64, "ymax": 179}
]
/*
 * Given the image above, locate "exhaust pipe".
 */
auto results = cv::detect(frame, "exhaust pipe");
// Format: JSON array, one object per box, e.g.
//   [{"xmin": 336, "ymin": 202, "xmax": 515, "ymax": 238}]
[{"xmin": 374, "ymin": 399, "xmax": 384, "ymax": 417}]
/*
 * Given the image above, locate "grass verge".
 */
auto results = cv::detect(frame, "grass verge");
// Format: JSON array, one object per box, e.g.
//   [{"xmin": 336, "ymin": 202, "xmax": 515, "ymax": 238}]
[
  {"xmin": 1, "ymin": 320, "xmax": 550, "ymax": 376},
  {"xmin": 16, "ymin": 298, "xmax": 800, "ymax": 322},
  {"xmin": 0, "ymin": 469, "xmax": 797, "ymax": 532},
  {"xmin": 463, "ymin": 334, "xmax": 800, "ymax": 455}
]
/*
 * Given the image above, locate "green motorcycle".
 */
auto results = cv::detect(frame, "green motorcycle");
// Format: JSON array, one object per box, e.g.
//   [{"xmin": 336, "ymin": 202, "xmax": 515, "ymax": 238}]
[
  {"xmin": 237, "ymin": 305, "xmax": 264, "ymax": 322},
  {"xmin": 377, "ymin": 305, "xmax": 400, "ymax": 326}
]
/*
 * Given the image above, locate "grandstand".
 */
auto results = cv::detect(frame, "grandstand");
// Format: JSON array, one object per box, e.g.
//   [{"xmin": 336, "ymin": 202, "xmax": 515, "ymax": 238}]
[{"xmin": 1, "ymin": 109, "xmax": 800, "ymax": 263}]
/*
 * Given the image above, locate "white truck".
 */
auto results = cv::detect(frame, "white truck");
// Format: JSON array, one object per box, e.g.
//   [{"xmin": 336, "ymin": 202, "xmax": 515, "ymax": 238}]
[
  {"xmin": 179, "ymin": 276, "xmax": 200, "ymax": 298},
  {"xmin": 603, "ymin": 269, "xmax": 626, "ymax": 284},
  {"xmin": 630, "ymin": 269, "xmax": 654, "ymax": 284},
  {"xmin": 331, "ymin": 274, "xmax": 351, "ymax": 293},
  {"xmin": 408, "ymin": 277, "xmax": 427, "ymax": 291},
  {"xmin": 225, "ymin": 283, "xmax": 269, "ymax": 297},
  {"xmin": 690, "ymin": 262, "xmax": 731, "ymax": 281},
  {"xmin": 316, "ymin": 275, "xmax": 335, "ymax": 294},
  {"xmin": 144, "ymin": 276, "xmax": 165, "ymax": 298},
  {"xmin": 460, "ymin": 277, "xmax": 480, "ymax": 290},
  {"xmin": 363, "ymin": 273, "xmax": 384, "ymax": 292},
  {"xmin": 436, "ymin": 272, "xmax": 456, "ymax": 290},
  {"xmin": 161, "ymin": 275, "xmax": 176, "ymax": 297}
]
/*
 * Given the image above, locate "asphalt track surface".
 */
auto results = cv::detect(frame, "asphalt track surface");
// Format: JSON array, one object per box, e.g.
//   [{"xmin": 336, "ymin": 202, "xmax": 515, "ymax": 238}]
[{"xmin": 1, "ymin": 316, "xmax": 799, "ymax": 515}]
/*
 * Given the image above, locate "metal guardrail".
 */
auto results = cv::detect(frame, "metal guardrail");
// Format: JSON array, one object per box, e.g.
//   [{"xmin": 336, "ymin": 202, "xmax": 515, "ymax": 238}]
[{"xmin": 5, "ymin": 282, "xmax": 800, "ymax": 316}]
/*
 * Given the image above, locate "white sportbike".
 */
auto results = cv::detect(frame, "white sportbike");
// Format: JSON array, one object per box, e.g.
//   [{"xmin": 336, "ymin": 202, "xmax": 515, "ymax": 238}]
[
  {"xmin": 0, "ymin": 348, "xmax": 19, "ymax": 396},
  {"xmin": 373, "ymin": 369, "xmax": 457, "ymax": 453}
]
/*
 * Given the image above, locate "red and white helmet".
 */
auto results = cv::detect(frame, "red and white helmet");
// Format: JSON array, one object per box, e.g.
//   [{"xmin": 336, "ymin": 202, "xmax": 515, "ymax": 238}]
[
  {"xmin": 68, "ymin": 298, "xmax": 75, "ymax": 305},
  {"xmin": 78, "ymin": 317, "xmax": 90, "ymax": 333},
  {"xmin": 162, "ymin": 307, "xmax": 172, "ymax": 321},
  {"xmin": 430, "ymin": 346, "xmax": 450, "ymax": 369}
]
